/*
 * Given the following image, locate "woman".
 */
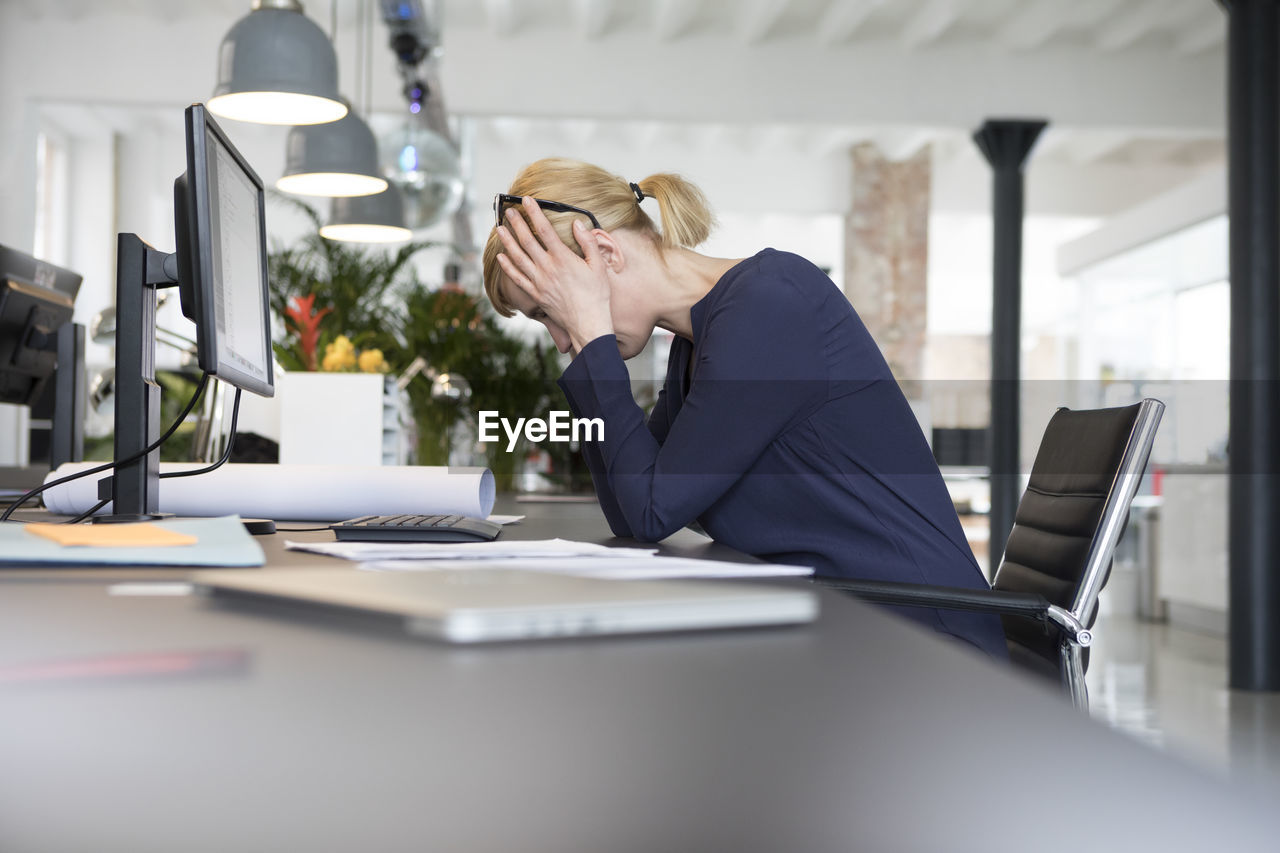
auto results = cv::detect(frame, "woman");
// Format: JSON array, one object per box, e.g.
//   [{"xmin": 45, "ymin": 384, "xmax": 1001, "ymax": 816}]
[{"xmin": 484, "ymin": 158, "xmax": 1006, "ymax": 660}]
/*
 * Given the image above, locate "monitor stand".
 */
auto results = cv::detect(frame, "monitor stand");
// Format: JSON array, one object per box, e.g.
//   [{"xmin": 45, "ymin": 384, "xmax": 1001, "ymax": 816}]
[{"xmin": 94, "ymin": 232, "xmax": 180, "ymax": 524}]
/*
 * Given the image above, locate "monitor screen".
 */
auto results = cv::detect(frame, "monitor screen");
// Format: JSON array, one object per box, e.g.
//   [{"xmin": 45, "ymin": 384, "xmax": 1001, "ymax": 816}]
[
  {"xmin": 176, "ymin": 104, "xmax": 274, "ymax": 398},
  {"xmin": 206, "ymin": 127, "xmax": 271, "ymax": 393}
]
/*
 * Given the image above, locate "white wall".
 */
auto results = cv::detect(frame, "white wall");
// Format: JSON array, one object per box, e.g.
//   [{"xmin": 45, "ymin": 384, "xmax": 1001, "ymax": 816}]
[{"xmin": 0, "ymin": 3, "xmax": 1228, "ymax": 463}]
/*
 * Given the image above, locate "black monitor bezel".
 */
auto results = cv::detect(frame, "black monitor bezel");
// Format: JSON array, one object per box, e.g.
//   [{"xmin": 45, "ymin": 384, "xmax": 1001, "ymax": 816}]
[{"xmin": 179, "ymin": 103, "xmax": 275, "ymax": 398}]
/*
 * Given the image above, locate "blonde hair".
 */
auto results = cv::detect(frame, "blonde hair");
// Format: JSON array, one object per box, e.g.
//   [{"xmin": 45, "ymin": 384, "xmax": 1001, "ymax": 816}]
[{"xmin": 482, "ymin": 158, "xmax": 715, "ymax": 317}]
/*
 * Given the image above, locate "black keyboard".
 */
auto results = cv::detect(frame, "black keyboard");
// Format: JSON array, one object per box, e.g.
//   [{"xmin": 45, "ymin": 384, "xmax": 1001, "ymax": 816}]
[{"xmin": 330, "ymin": 514, "xmax": 503, "ymax": 543}]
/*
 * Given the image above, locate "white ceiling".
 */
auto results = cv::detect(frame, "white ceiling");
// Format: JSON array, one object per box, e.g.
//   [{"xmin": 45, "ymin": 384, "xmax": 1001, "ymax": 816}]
[
  {"xmin": 3, "ymin": 0, "xmax": 1229, "ymax": 220},
  {"xmin": 8, "ymin": 0, "xmax": 1226, "ymax": 56}
]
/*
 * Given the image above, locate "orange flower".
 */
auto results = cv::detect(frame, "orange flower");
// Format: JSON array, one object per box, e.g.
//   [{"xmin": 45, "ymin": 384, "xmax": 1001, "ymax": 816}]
[{"xmin": 284, "ymin": 293, "xmax": 333, "ymax": 371}]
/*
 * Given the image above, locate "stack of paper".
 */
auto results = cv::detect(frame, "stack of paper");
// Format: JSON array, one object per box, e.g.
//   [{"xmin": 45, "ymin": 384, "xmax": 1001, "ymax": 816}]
[{"xmin": 284, "ymin": 538, "xmax": 813, "ymax": 581}]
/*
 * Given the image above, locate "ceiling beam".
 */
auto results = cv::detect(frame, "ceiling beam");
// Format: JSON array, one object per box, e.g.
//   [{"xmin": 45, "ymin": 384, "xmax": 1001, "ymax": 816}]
[
  {"xmin": 739, "ymin": 0, "xmax": 792, "ymax": 44},
  {"xmin": 802, "ymin": 126, "xmax": 868, "ymax": 157},
  {"xmin": 1096, "ymin": 0, "xmax": 1200, "ymax": 52},
  {"xmin": 652, "ymin": 0, "xmax": 702, "ymax": 40},
  {"xmin": 1061, "ymin": 131, "xmax": 1134, "ymax": 165},
  {"xmin": 1174, "ymin": 8, "xmax": 1226, "ymax": 55},
  {"xmin": 816, "ymin": 0, "xmax": 882, "ymax": 46},
  {"xmin": 573, "ymin": 0, "xmax": 617, "ymax": 40},
  {"xmin": 997, "ymin": 0, "xmax": 1074, "ymax": 51},
  {"xmin": 877, "ymin": 128, "xmax": 937, "ymax": 161},
  {"xmin": 440, "ymin": 22, "xmax": 1224, "ymax": 133},
  {"xmin": 902, "ymin": 0, "xmax": 960, "ymax": 49}
]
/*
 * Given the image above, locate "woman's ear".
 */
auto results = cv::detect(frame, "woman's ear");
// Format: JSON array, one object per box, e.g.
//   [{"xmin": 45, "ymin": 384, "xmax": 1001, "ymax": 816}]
[{"xmin": 589, "ymin": 229, "xmax": 625, "ymax": 273}]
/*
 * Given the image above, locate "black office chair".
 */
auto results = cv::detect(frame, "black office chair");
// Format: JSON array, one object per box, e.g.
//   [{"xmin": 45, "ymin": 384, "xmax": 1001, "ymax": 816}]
[{"xmin": 818, "ymin": 399, "xmax": 1164, "ymax": 710}]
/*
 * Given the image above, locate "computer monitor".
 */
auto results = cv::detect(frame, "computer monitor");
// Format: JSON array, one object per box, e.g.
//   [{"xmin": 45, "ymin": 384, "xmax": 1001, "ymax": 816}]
[
  {"xmin": 104, "ymin": 103, "xmax": 273, "ymax": 520},
  {"xmin": 0, "ymin": 274, "xmax": 74, "ymax": 406},
  {"xmin": 0, "ymin": 245, "xmax": 83, "ymax": 302},
  {"xmin": 174, "ymin": 104, "xmax": 274, "ymax": 397},
  {"xmin": 0, "ymin": 246, "xmax": 84, "ymax": 470}
]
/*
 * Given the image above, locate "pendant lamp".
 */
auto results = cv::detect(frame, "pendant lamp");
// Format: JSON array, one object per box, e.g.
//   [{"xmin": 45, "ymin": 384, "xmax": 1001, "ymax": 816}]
[
  {"xmin": 209, "ymin": 0, "xmax": 347, "ymax": 126},
  {"xmin": 320, "ymin": 185, "xmax": 413, "ymax": 243},
  {"xmin": 276, "ymin": 101, "xmax": 388, "ymax": 197}
]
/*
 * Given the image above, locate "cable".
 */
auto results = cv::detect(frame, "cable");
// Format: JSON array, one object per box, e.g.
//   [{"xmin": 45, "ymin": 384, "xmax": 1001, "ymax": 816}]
[
  {"xmin": 0, "ymin": 372, "xmax": 211, "ymax": 523},
  {"xmin": 161, "ymin": 388, "xmax": 241, "ymax": 480},
  {"xmin": 64, "ymin": 499, "xmax": 110, "ymax": 525}
]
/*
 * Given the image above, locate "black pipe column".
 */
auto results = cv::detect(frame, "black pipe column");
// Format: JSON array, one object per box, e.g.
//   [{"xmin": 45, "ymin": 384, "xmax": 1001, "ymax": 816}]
[
  {"xmin": 1223, "ymin": 0, "xmax": 1280, "ymax": 691},
  {"xmin": 973, "ymin": 119, "xmax": 1047, "ymax": 573}
]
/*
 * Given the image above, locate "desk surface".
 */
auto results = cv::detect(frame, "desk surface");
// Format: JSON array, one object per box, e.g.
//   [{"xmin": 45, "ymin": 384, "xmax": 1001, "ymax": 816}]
[{"xmin": 0, "ymin": 498, "xmax": 1276, "ymax": 851}]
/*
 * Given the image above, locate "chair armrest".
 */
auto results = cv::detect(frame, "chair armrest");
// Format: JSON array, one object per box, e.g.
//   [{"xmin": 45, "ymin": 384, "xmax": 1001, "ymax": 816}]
[{"xmin": 812, "ymin": 578, "xmax": 1051, "ymax": 620}]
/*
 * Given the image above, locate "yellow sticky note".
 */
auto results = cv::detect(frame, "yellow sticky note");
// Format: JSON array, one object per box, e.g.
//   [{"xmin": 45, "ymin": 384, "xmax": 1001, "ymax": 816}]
[{"xmin": 25, "ymin": 522, "xmax": 198, "ymax": 548}]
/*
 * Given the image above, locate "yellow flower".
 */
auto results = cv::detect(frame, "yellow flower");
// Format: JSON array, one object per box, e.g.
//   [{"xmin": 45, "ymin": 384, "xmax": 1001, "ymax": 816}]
[
  {"xmin": 358, "ymin": 349, "xmax": 388, "ymax": 374},
  {"xmin": 321, "ymin": 335, "xmax": 357, "ymax": 371}
]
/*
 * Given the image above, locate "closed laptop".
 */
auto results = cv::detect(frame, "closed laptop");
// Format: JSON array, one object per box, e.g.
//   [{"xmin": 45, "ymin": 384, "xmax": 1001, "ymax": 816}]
[{"xmin": 192, "ymin": 567, "xmax": 818, "ymax": 643}]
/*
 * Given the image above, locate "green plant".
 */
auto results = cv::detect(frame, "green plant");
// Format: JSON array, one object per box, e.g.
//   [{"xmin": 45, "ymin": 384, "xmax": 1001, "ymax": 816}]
[
  {"xmin": 265, "ymin": 195, "xmax": 586, "ymax": 491},
  {"xmin": 82, "ymin": 370, "xmax": 203, "ymax": 463},
  {"xmin": 265, "ymin": 193, "xmax": 441, "ymax": 372},
  {"xmin": 393, "ymin": 283, "xmax": 568, "ymax": 489}
]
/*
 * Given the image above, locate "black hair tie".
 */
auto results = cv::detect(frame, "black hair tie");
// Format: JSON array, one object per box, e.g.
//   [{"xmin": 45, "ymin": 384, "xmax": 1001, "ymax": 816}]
[{"xmin": 629, "ymin": 181, "xmax": 646, "ymax": 203}]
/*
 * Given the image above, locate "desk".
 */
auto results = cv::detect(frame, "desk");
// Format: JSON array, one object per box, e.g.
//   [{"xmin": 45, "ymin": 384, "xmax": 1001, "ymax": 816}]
[{"xmin": 0, "ymin": 498, "xmax": 1275, "ymax": 851}]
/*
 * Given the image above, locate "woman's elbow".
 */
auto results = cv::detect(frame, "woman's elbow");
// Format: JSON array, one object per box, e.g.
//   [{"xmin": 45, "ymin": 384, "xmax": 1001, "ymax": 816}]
[
  {"xmin": 605, "ymin": 518, "xmax": 633, "ymax": 538},
  {"xmin": 626, "ymin": 515, "xmax": 682, "ymax": 543}
]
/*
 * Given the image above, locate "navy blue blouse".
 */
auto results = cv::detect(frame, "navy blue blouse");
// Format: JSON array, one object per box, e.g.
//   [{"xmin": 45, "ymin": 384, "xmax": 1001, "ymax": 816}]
[{"xmin": 557, "ymin": 249, "xmax": 1007, "ymax": 660}]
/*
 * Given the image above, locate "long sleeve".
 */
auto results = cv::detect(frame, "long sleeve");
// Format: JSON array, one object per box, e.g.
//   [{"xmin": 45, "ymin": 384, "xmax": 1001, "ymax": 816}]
[
  {"xmin": 557, "ymin": 274, "xmax": 827, "ymax": 542},
  {"xmin": 560, "ymin": 363, "xmax": 678, "ymax": 538},
  {"xmin": 559, "ymin": 373, "xmax": 634, "ymax": 538},
  {"xmin": 645, "ymin": 384, "xmax": 673, "ymax": 444}
]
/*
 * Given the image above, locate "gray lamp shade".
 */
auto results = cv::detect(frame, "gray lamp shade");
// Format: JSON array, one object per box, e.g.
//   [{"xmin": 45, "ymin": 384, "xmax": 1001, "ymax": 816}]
[
  {"xmin": 320, "ymin": 185, "xmax": 413, "ymax": 244},
  {"xmin": 208, "ymin": 2, "xmax": 347, "ymax": 126},
  {"xmin": 276, "ymin": 106, "xmax": 388, "ymax": 197}
]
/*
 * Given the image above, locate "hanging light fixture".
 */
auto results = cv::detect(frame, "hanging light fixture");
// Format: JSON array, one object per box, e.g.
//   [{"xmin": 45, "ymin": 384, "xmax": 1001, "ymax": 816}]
[
  {"xmin": 320, "ymin": 185, "xmax": 413, "ymax": 243},
  {"xmin": 276, "ymin": 100, "xmax": 388, "ymax": 197},
  {"xmin": 208, "ymin": 0, "xmax": 347, "ymax": 126}
]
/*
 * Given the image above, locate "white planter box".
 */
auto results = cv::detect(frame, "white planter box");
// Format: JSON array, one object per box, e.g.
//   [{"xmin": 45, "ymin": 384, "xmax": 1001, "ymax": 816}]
[{"xmin": 279, "ymin": 372, "xmax": 389, "ymax": 466}]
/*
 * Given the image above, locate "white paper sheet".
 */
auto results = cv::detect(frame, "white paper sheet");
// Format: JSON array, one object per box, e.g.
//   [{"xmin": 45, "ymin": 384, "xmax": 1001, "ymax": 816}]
[
  {"xmin": 358, "ymin": 556, "xmax": 815, "ymax": 581},
  {"xmin": 285, "ymin": 538, "xmax": 658, "ymax": 561},
  {"xmin": 42, "ymin": 463, "xmax": 495, "ymax": 522}
]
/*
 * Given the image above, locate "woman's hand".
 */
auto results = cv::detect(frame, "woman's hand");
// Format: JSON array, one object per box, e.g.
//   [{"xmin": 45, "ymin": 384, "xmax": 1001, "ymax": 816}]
[{"xmin": 495, "ymin": 197, "xmax": 615, "ymax": 354}]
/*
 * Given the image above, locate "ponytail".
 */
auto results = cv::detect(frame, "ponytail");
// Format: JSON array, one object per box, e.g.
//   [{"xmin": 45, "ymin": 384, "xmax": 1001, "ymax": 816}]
[{"xmin": 634, "ymin": 173, "xmax": 715, "ymax": 250}]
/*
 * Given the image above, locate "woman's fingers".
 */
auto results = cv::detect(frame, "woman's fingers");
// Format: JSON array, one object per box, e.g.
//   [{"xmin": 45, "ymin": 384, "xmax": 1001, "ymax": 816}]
[
  {"xmin": 521, "ymin": 196, "xmax": 572, "ymax": 258},
  {"xmin": 495, "ymin": 224, "xmax": 543, "ymax": 290},
  {"xmin": 573, "ymin": 219, "xmax": 602, "ymax": 268},
  {"xmin": 494, "ymin": 251, "xmax": 535, "ymax": 295},
  {"xmin": 505, "ymin": 203, "xmax": 551, "ymax": 262}
]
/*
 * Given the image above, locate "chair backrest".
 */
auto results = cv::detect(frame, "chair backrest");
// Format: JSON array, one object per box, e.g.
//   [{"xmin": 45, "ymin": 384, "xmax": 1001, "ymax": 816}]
[{"xmin": 992, "ymin": 399, "xmax": 1165, "ymax": 678}]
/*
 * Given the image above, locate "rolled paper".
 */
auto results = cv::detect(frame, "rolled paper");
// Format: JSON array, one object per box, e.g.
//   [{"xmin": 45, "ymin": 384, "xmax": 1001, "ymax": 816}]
[{"xmin": 43, "ymin": 463, "xmax": 495, "ymax": 522}]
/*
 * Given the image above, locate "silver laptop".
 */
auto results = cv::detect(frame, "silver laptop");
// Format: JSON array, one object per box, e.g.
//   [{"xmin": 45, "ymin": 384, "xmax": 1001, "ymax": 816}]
[{"xmin": 192, "ymin": 568, "xmax": 818, "ymax": 643}]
